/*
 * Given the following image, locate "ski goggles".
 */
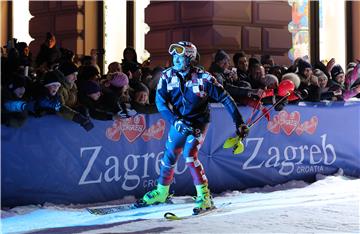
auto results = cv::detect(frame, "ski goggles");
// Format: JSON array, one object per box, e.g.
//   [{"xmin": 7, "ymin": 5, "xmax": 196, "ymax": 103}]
[{"xmin": 168, "ymin": 44, "xmax": 185, "ymax": 56}]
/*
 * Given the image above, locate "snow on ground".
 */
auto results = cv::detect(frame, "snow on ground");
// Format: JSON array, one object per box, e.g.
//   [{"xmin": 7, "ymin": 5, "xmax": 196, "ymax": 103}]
[{"xmin": 1, "ymin": 174, "xmax": 360, "ymax": 234}]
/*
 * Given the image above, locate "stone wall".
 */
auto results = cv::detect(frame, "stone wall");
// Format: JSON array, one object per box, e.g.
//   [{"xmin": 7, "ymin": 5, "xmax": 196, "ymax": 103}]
[
  {"xmin": 28, "ymin": 1, "xmax": 84, "ymax": 56},
  {"xmin": 145, "ymin": 1, "xmax": 292, "ymax": 68}
]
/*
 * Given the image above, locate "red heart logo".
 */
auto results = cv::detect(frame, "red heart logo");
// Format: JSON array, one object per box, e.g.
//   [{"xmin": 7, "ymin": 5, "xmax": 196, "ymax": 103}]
[
  {"xmin": 295, "ymin": 123, "xmax": 304, "ymax": 135},
  {"xmin": 304, "ymin": 116, "xmax": 318, "ymax": 134},
  {"xmin": 278, "ymin": 111, "xmax": 300, "ymax": 136},
  {"xmin": 267, "ymin": 115, "xmax": 281, "ymax": 134},
  {"xmin": 121, "ymin": 115, "xmax": 146, "ymax": 142},
  {"xmin": 106, "ymin": 119, "xmax": 122, "ymax": 141},
  {"xmin": 142, "ymin": 119, "xmax": 166, "ymax": 141}
]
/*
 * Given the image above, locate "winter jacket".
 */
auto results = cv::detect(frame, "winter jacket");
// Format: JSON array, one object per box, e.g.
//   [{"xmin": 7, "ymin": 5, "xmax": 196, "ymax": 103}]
[
  {"xmin": 156, "ymin": 66, "xmax": 244, "ymax": 129},
  {"xmin": 57, "ymin": 78, "xmax": 79, "ymax": 120}
]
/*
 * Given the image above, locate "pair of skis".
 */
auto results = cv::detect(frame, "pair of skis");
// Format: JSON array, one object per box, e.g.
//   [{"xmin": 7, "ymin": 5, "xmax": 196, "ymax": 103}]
[
  {"xmin": 86, "ymin": 196, "xmax": 173, "ymax": 215},
  {"xmin": 87, "ymin": 199, "xmax": 231, "ymax": 220}
]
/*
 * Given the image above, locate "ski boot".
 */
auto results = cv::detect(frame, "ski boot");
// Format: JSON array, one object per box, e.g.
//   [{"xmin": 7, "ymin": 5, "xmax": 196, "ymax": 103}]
[
  {"xmin": 134, "ymin": 184, "xmax": 170, "ymax": 208},
  {"xmin": 193, "ymin": 184, "xmax": 214, "ymax": 215}
]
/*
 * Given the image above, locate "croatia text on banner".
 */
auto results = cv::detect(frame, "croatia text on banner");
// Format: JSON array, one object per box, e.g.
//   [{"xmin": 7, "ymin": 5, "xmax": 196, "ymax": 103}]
[{"xmin": 1, "ymin": 102, "xmax": 359, "ymax": 206}]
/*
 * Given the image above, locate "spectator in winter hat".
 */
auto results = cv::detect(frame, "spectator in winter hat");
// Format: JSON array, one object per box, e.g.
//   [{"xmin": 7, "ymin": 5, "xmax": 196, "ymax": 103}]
[
  {"xmin": 102, "ymin": 72, "xmax": 131, "ymax": 104},
  {"xmin": 209, "ymin": 49, "xmax": 233, "ymax": 85},
  {"xmin": 132, "ymin": 82, "xmax": 150, "ymax": 105},
  {"xmin": 214, "ymin": 50, "xmax": 230, "ymax": 64},
  {"xmin": 52, "ymin": 68, "xmax": 94, "ymax": 131},
  {"xmin": 130, "ymin": 81, "xmax": 158, "ymax": 114},
  {"xmin": 78, "ymin": 80, "xmax": 123, "ymax": 121},
  {"xmin": 43, "ymin": 70, "xmax": 62, "ymax": 96},
  {"xmin": 83, "ymin": 80, "xmax": 101, "ymax": 101},
  {"xmin": 35, "ymin": 70, "xmax": 94, "ymax": 131},
  {"xmin": 30, "ymin": 70, "xmax": 63, "ymax": 117},
  {"xmin": 1, "ymin": 74, "xmax": 30, "ymax": 127},
  {"xmin": 248, "ymin": 58, "xmax": 266, "ymax": 89},
  {"xmin": 261, "ymin": 54, "xmax": 275, "ymax": 74},
  {"xmin": 297, "ymin": 59, "xmax": 313, "ymax": 81},
  {"xmin": 109, "ymin": 72, "xmax": 129, "ymax": 88},
  {"xmin": 313, "ymin": 69, "xmax": 337, "ymax": 101},
  {"xmin": 330, "ymin": 65, "xmax": 345, "ymax": 83},
  {"xmin": 328, "ymin": 65, "xmax": 346, "ymax": 101},
  {"xmin": 57, "ymin": 62, "xmax": 79, "ymax": 106},
  {"xmin": 233, "ymin": 51, "xmax": 249, "ymax": 81},
  {"xmin": 77, "ymin": 65, "xmax": 100, "ymax": 94},
  {"xmin": 59, "ymin": 62, "xmax": 78, "ymax": 78},
  {"xmin": 56, "ymin": 63, "xmax": 82, "ymax": 119}
]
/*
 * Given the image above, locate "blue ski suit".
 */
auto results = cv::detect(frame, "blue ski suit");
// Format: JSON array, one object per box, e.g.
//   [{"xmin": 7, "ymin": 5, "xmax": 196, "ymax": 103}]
[{"xmin": 155, "ymin": 66, "xmax": 245, "ymax": 185}]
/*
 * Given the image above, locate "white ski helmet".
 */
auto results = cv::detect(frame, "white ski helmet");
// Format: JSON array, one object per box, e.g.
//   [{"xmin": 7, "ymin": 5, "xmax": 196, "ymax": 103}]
[{"xmin": 168, "ymin": 41, "xmax": 197, "ymax": 61}]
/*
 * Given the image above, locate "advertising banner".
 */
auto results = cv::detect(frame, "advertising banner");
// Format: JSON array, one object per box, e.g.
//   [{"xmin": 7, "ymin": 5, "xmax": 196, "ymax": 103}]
[{"xmin": 2, "ymin": 102, "xmax": 359, "ymax": 206}]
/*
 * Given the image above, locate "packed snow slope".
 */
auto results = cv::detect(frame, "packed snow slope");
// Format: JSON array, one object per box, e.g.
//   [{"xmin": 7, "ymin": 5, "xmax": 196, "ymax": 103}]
[{"xmin": 1, "ymin": 174, "xmax": 359, "ymax": 233}]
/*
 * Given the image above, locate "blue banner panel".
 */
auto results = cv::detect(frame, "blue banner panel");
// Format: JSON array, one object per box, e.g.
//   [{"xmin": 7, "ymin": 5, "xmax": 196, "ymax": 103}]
[{"xmin": 2, "ymin": 102, "xmax": 360, "ymax": 206}]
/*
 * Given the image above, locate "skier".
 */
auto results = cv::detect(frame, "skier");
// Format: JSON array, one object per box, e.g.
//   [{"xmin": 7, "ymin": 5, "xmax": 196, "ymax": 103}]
[{"xmin": 139, "ymin": 41, "xmax": 249, "ymax": 214}]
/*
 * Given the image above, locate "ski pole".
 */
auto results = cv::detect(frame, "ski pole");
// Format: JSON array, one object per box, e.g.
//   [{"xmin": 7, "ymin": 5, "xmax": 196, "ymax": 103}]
[
  {"xmin": 223, "ymin": 92, "xmax": 291, "ymax": 154},
  {"xmin": 248, "ymin": 92, "xmax": 290, "ymax": 128}
]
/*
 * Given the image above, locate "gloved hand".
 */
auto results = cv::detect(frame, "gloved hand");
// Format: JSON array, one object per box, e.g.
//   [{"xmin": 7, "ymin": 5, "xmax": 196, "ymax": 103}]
[
  {"xmin": 274, "ymin": 97, "xmax": 288, "ymax": 111},
  {"xmin": 174, "ymin": 119, "xmax": 194, "ymax": 135},
  {"xmin": 117, "ymin": 102, "xmax": 137, "ymax": 118},
  {"xmin": 38, "ymin": 98, "xmax": 62, "ymax": 112},
  {"xmin": 72, "ymin": 113, "xmax": 94, "ymax": 131},
  {"xmin": 236, "ymin": 123, "xmax": 250, "ymax": 139},
  {"xmin": 116, "ymin": 108, "xmax": 137, "ymax": 118},
  {"xmin": 3, "ymin": 100, "xmax": 27, "ymax": 112},
  {"xmin": 294, "ymin": 89, "xmax": 309, "ymax": 100}
]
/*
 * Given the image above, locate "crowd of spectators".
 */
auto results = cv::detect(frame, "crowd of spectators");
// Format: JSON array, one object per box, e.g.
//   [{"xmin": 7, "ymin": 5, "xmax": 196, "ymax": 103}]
[{"xmin": 2, "ymin": 32, "xmax": 360, "ymax": 129}]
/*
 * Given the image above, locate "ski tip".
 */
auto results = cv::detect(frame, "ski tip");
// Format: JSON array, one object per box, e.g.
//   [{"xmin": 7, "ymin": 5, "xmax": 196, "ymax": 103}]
[
  {"xmin": 233, "ymin": 140, "xmax": 245, "ymax": 154},
  {"xmin": 223, "ymin": 136, "xmax": 239, "ymax": 149},
  {"xmin": 164, "ymin": 212, "xmax": 182, "ymax": 220},
  {"xmin": 86, "ymin": 208, "xmax": 101, "ymax": 215}
]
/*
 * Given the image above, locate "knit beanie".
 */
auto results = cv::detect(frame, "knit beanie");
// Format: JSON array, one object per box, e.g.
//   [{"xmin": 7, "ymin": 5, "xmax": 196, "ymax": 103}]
[
  {"xmin": 83, "ymin": 81, "xmax": 101, "ymax": 95},
  {"xmin": 58, "ymin": 62, "xmax": 78, "ymax": 76},
  {"xmin": 132, "ymin": 82, "xmax": 149, "ymax": 94},
  {"xmin": 43, "ymin": 70, "xmax": 62, "ymax": 87},
  {"xmin": 331, "ymin": 64, "xmax": 344, "ymax": 79},
  {"xmin": 298, "ymin": 59, "xmax": 312, "ymax": 74},
  {"xmin": 79, "ymin": 65, "xmax": 100, "ymax": 81},
  {"xmin": 109, "ymin": 72, "xmax": 129, "ymax": 88},
  {"xmin": 214, "ymin": 50, "xmax": 229, "ymax": 63}
]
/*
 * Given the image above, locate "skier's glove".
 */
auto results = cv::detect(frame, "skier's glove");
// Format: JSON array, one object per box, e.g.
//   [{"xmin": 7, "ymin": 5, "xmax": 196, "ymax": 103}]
[
  {"xmin": 236, "ymin": 124, "xmax": 250, "ymax": 139},
  {"xmin": 174, "ymin": 119, "xmax": 194, "ymax": 135}
]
